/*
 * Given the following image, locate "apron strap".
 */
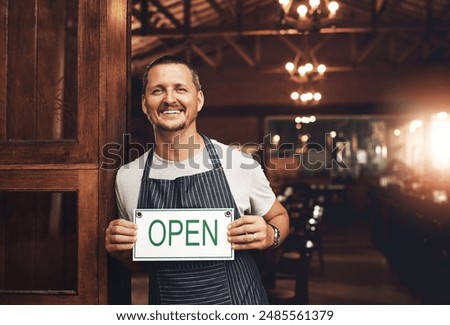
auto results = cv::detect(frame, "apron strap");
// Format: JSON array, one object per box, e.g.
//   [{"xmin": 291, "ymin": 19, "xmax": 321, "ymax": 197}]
[
  {"xmin": 141, "ymin": 134, "xmax": 221, "ymax": 180},
  {"xmin": 201, "ymin": 135, "xmax": 222, "ymax": 170}
]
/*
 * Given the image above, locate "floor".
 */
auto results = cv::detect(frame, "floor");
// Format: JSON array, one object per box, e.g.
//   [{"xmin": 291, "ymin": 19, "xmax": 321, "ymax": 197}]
[
  {"xmin": 297, "ymin": 220, "xmax": 419, "ymax": 305},
  {"xmin": 131, "ymin": 217, "xmax": 420, "ymax": 305}
]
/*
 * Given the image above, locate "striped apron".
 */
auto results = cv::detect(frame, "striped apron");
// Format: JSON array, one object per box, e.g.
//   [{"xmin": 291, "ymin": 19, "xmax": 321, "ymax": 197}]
[{"xmin": 137, "ymin": 135, "xmax": 268, "ymax": 305}]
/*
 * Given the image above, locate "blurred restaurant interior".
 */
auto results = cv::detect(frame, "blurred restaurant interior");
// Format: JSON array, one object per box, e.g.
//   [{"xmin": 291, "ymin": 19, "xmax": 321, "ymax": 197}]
[{"xmin": 1, "ymin": 0, "xmax": 449, "ymax": 304}]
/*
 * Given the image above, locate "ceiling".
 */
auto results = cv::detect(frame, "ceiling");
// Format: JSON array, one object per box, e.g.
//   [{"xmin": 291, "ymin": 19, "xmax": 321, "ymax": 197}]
[{"xmin": 130, "ymin": 0, "xmax": 450, "ymax": 78}]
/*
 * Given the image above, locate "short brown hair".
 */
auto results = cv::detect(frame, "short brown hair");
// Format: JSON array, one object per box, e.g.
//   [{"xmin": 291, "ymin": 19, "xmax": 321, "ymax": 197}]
[{"xmin": 142, "ymin": 55, "xmax": 202, "ymax": 94}]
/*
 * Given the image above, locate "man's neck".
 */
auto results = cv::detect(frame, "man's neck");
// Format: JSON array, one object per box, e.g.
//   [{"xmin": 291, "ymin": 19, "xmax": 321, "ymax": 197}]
[{"xmin": 154, "ymin": 131, "xmax": 205, "ymax": 162}]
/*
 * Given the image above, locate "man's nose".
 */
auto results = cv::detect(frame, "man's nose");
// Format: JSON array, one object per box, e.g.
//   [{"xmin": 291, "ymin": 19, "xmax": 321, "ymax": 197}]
[{"xmin": 164, "ymin": 90, "xmax": 177, "ymax": 104}]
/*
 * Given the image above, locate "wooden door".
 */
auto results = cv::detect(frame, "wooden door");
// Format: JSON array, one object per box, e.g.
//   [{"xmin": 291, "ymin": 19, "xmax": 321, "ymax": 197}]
[{"xmin": 0, "ymin": 0, "xmax": 128, "ymax": 304}]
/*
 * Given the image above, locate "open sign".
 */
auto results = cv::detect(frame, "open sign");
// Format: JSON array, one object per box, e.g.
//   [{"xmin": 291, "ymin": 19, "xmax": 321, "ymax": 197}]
[{"xmin": 133, "ymin": 208, "xmax": 234, "ymax": 261}]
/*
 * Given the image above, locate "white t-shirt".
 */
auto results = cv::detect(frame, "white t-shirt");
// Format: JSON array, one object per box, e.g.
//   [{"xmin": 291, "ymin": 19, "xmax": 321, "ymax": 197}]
[{"xmin": 115, "ymin": 139, "xmax": 276, "ymax": 221}]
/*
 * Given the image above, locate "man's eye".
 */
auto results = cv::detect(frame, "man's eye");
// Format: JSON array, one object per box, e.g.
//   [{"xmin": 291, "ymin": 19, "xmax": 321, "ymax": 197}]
[
  {"xmin": 151, "ymin": 88, "xmax": 163, "ymax": 95},
  {"xmin": 176, "ymin": 88, "xmax": 187, "ymax": 92}
]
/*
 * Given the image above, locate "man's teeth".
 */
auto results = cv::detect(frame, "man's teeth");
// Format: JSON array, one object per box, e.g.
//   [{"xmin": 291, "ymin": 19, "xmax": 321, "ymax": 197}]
[{"xmin": 163, "ymin": 110, "xmax": 181, "ymax": 115}]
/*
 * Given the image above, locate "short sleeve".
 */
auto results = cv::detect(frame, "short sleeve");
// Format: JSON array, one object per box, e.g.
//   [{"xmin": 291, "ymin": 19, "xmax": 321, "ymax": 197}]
[
  {"xmin": 115, "ymin": 168, "xmax": 132, "ymax": 221},
  {"xmin": 248, "ymin": 164, "xmax": 276, "ymax": 217}
]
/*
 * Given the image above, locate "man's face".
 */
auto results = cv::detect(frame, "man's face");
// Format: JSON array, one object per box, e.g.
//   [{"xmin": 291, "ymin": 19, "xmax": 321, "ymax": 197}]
[{"xmin": 142, "ymin": 63, "xmax": 204, "ymax": 133}]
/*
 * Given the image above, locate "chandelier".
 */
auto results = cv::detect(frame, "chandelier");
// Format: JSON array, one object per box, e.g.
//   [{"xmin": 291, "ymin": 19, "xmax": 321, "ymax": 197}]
[
  {"xmin": 284, "ymin": 45, "xmax": 327, "ymax": 105},
  {"xmin": 278, "ymin": 0, "xmax": 340, "ymax": 32}
]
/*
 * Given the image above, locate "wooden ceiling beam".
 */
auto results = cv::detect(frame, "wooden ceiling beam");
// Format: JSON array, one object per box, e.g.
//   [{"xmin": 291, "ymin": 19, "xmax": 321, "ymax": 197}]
[
  {"xmin": 224, "ymin": 36, "xmax": 256, "ymax": 67},
  {"xmin": 149, "ymin": 0, "xmax": 182, "ymax": 29},
  {"xmin": 191, "ymin": 44, "xmax": 218, "ymax": 68},
  {"xmin": 184, "ymin": 0, "xmax": 190, "ymax": 34},
  {"xmin": 132, "ymin": 22, "xmax": 450, "ymax": 37},
  {"xmin": 205, "ymin": 0, "xmax": 229, "ymax": 20},
  {"xmin": 356, "ymin": 34, "xmax": 385, "ymax": 64}
]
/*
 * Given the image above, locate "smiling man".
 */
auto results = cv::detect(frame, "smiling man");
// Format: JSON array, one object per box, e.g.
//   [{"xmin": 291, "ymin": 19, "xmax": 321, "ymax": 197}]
[{"xmin": 105, "ymin": 55, "xmax": 289, "ymax": 305}]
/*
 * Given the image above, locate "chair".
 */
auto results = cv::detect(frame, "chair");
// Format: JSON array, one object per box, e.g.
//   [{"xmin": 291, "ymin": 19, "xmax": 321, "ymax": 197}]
[{"xmin": 265, "ymin": 201, "xmax": 323, "ymax": 304}]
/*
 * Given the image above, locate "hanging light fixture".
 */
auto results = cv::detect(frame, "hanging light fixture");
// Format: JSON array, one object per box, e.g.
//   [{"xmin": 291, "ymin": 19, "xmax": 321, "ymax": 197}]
[
  {"xmin": 285, "ymin": 61, "xmax": 327, "ymax": 83},
  {"xmin": 285, "ymin": 49, "xmax": 327, "ymax": 105},
  {"xmin": 278, "ymin": 0, "xmax": 341, "ymax": 32}
]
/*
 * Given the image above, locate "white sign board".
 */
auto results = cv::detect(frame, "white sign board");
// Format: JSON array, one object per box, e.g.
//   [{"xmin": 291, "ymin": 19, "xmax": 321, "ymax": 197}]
[{"xmin": 133, "ymin": 208, "xmax": 234, "ymax": 261}]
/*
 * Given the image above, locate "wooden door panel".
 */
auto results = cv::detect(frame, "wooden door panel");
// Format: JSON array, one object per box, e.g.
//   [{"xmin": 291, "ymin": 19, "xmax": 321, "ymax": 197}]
[
  {"xmin": 0, "ymin": 169, "xmax": 98, "ymax": 304},
  {"xmin": 0, "ymin": 0, "xmax": 97, "ymax": 165}
]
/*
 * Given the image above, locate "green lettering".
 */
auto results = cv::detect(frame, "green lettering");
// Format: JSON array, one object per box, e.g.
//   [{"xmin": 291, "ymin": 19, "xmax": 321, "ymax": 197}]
[
  {"xmin": 185, "ymin": 219, "xmax": 199, "ymax": 246},
  {"xmin": 202, "ymin": 219, "xmax": 218, "ymax": 246},
  {"xmin": 169, "ymin": 220, "xmax": 183, "ymax": 246},
  {"xmin": 148, "ymin": 220, "xmax": 165, "ymax": 246}
]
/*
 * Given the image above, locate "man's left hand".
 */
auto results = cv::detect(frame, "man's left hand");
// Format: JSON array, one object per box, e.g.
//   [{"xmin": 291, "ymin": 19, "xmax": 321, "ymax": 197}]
[{"xmin": 227, "ymin": 215, "xmax": 271, "ymax": 250}]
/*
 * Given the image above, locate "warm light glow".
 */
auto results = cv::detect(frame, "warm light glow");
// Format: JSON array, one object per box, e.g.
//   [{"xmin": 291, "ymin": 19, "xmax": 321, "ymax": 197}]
[
  {"xmin": 436, "ymin": 111, "xmax": 448, "ymax": 120},
  {"xmin": 431, "ymin": 114, "xmax": 450, "ymax": 171},
  {"xmin": 409, "ymin": 119, "xmax": 423, "ymax": 133},
  {"xmin": 309, "ymin": 0, "xmax": 320, "ymax": 10},
  {"xmin": 285, "ymin": 61, "xmax": 295, "ymax": 72},
  {"xmin": 300, "ymin": 93, "xmax": 308, "ymax": 102},
  {"xmin": 375, "ymin": 145, "xmax": 382, "ymax": 155},
  {"xmin": 304, "ymin": 63, "xmax": 314, "ymax": 72},
  {"xmin": 313, "ymin": 92, "xmax": 322, "ymax": 101},
  {"xmin": 272, "ymin": 134, "xmax": 281, "ymax": 143},
  {"xmin": 290, "ymin": 91, "xmax": 300, "ymax": 100},
  {"xmin": 279, "ymin": 0, "xmax": 292, "ymax": 14},
  {"xmin": 328, "ymin": 1, "xmax": 339, "ymax": 17},
  {"xmin": 301, "ymin": 117, "xmax": 310, "ymax": 123},
  {"xmin": 300, "ymin": 134, "xmax": 309, "ymax": 142},
  {"xmin": 298, "ymin": 65, "xmax": 307, "ymax": 77},
  {"xmin": 306, "ymin": 240, "xmax": 314, "ymax": 248},
  {"xmin": 330, "ymin": 131, "xmax": 337, "ymax": 138},
  {"xmin": 317, "ymin": 64, "xmax": 326, "ymax": 75},
  {"xmin": 296, "ymin": 123, "xmax": 302, "ymax": 129},
  {"xmin": 394, "ymin": 129, "xmax": 401, "ymax": 136},
  {"xmin": 310, "ymin": 115, "xmax": 316, "ymax": 122},
  {"xmin": 306, "ymin": 92, "xmax": 313, "ymax": 101},
  {"xmin": 297, "ymin": 5, "xmax": 308, "ymax": 18},
  {"xmin": 295, "ymin": 116, "xmax": 301, "ymax": 123}
]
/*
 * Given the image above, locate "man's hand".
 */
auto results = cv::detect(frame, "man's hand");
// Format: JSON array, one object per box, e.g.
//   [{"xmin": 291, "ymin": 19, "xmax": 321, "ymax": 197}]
[
  {"xmin": 227, "ymin": 215, "xmax": 272, "ymax": 250},
  {"xmin": 105, "ymin": 219, "xmax": 138, "ymax": 253}
]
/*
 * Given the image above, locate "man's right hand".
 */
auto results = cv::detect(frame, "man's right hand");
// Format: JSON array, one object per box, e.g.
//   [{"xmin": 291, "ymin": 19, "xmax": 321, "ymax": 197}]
[{"xmin": 105, "ymin": 219, "xmax": 138, "ymax": 253}]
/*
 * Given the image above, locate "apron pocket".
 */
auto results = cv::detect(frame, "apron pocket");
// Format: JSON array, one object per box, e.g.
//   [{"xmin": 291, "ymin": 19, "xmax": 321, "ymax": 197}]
[{"xmin": 157, "ymin": 263, "xmax": 231, "ymax": 305}]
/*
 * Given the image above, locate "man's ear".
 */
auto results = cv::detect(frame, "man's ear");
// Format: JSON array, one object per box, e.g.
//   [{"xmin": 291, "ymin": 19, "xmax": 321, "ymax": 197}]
[
  {"xmin": 197, "ymin": 90, "xmax": 205, "ymax": 112},
  {"xmin": 141, "ymin": 95, "xmax": 148, "ymax": 115}
]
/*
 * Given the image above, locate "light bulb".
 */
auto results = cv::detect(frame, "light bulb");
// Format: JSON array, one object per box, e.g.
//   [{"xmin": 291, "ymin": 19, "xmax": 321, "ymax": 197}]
[
  {"xmin": 298, "ymin": 65, "xmax": 307, "ymax": 77},
  {"xmin": 297, "ymin": 5, "xmax": 308, "ymax": 18},
  {"xmin": 285, "ymin": 62, "xmax": 295, "ymax": 72},
  {"xmin": 328, "ymin": 1, "xmax": 339, "ymax": 13},
  {"xmin": 290, "ymin": 91, "xmax": 300, "ymax": 100},
  {"xmin": 309, "ymin": 0, "xmax": 320, "ymax": 10},
  {"xmin": 317, "ymin": 64, "xmax": 326, "ymax": 75},
  {"xmin": 313, "ymin": 92, "xmax": 322, "ymax": 101},
  {"xmin": 310, "ymin": 115, "xmax": 317, "ymax": 122},
  {"xmin": 306, "ymin": 92, "xmax": 313, "ymax": 101},
  {"xmin": 305, "ymin": 63, "xmax": 314, "ymax": 72}
]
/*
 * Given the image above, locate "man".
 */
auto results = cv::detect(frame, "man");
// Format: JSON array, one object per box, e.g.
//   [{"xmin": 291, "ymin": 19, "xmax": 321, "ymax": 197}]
[{"xmin": 105, "ymin": 55, "xmax": 289, "ymax": 305}]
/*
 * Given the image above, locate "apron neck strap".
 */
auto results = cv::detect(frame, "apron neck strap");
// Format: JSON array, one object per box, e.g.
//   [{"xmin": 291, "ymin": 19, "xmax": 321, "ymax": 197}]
[
  {"xmin": 141, "ymin": 134, "xmax": 222, "ymax": 179},
  {"xmin": 201, "ymin": 134, "xmax": 222, "ymax": 170}
]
